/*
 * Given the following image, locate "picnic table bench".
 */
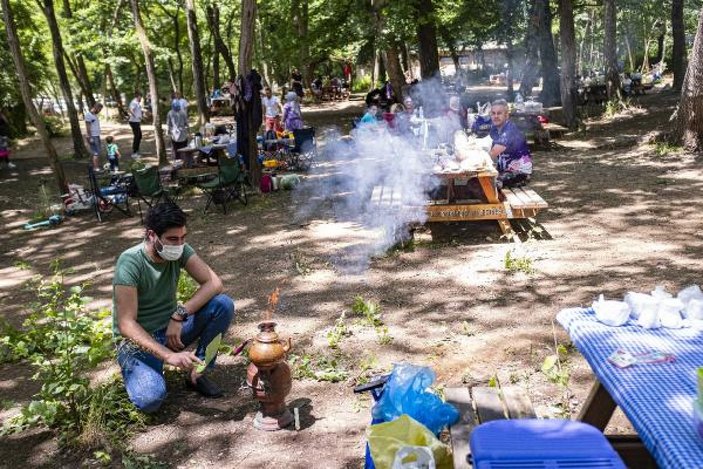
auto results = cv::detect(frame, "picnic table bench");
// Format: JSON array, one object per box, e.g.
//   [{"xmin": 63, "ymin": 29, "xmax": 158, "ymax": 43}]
[
  {"xmin": 445, "ymin": 384, "xmax": 536, "ymax": 469},
  {"xmin": 369, "ymin": 170, "xmax": 548, "ymax": 239}
]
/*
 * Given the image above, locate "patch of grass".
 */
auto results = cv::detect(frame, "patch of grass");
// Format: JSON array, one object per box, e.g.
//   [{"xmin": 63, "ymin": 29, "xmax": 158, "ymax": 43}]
[
  {"xmin": 13, "ymin": 260, "xmax": 31, "ymax": 270},
  {"xmin": 289, "ymin": 353, "xmax": 349, "ymax": 383},
  {"xmin": 326, "ymin": 312, "xmax": 351, "ymax": 349},
  {"xmin": 653, "ymin": 142, "xmax": 681, "ymax": 157},
  {"xmin": 352, "ymin": 296, "xmax": 394, "ymax": 344},
  {"xmin": 604, "ymin": 98, "xmax": 634, "ymax": 117},
  {"xmin": 504, "ymin": 249, "xmax": 535, "ymax": 275},
  {"xmin": 352, "ymin": 296, "xmax": 383, "ymax": 327}
]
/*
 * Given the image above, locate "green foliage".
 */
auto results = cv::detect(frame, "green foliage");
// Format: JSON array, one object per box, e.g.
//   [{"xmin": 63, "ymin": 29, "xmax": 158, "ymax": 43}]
[
  {"xmin": 0, "ymin": 264, "xmax": 140, "ymax": 450},
  {"xmin": 326, "ymin": 312, "xmax": 350, "ymax": 349},
  {"xmin": 177, "ymin": 270, "xmax": 198, "ymax": 304},
  {"xmin": 654, "ymin": 142, "xmax": 681, "ymax": 157},
  {"xmin": 541, "ymin": 343, "xmax": 570, "ymax": 387},
  {"xmin": 504, "ymin": 249, "xmax": 535, "ymax": 275},
  {"xmin": 352, "ymin": 296, "xmax": 393, "ymax": 345},
  {"xmin": 352, "ymin": 75, "xmax": 372, "ymax": 92},
  {"xmin": 289, "ymin": 353, "xmax": 349, "ymax": 383},
  {"xmin": 13, "ymin": 259, "xmax": 31, "ymax": 270},
  {"xmin": 42, "ymin": 115, "xmax": 66, "ymax": 138},
  {"xmin": 352, "ymin": 296, "xmax": 383, "ymax": 327}
]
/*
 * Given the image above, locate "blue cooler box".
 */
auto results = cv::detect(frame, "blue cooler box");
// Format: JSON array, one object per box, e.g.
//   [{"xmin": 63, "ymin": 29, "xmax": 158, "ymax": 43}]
[{"xmin": 470, "ymin": 419, "xmax": 626, "ymax": 468}]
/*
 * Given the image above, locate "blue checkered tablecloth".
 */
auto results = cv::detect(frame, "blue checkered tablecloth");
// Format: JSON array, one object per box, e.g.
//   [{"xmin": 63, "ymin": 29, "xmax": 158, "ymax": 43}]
[{"xmin": 557, "ymin": 308, "xmax": 703, "ymax": 468}]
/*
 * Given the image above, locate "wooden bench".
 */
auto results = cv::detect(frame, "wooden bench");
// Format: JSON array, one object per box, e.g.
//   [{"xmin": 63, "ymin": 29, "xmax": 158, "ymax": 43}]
[
  {"xmin": 369, "ymin": 181, "xmax": 548, "ymax": 239},
  {"xmin": 445, "ymin": 385, "xmax": 536, "ymax": 469}
]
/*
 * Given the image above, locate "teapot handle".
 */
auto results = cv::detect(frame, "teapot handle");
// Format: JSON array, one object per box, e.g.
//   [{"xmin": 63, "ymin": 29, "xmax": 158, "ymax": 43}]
[{"xmin": 280, "ymin": 337, "xmax": 291, "ymax": 354}]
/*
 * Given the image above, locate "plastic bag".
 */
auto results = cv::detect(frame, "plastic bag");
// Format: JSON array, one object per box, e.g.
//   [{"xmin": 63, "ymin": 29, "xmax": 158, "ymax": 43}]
[
  {"xmin": 372, "ymin": 363, "xmax": 459, "ymax": 435},
  {"xmin": 592, "ymin": 294, "xmax": 630, "ymax": 327},
  {"xmin": 677, "ymin": 285, "xmax": 703, "ymax": 305},
  {"xmin": 368, "ymin": 415, "xmax": 452, "ymax": 469},
  {"xmin": 392, "ymin": 446, "xmax": 435, "ymax": 469},
  {"xmin": 623, "ymin": 292, "xmax": 659, "ymax": 320}
]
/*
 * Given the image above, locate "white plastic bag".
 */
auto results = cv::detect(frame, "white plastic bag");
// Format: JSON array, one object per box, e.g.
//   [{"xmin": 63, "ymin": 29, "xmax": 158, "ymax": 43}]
[
  {"xmin": 623, "ymin": 292, "xmax": 659, "ymax": 320},
  {"xmin": 392, "ymin": 446, "xmax": 436, "ymax": 469},
  {"xmin": 638, "ymin": 308, "xmax": 661, "ymax": 329},
  {"xmin": 655, "ymin": 298, "xmax": 684, "ymax": 329},
  {"xmin": 678, "ymin": 285, "xmax": 703, "ymax": 306},
  {"xmin": 685, "ymin": 298, "xmax": 703, "ymax": 320},
  {"xmin": 651, "ymin": 285, "xmax": 673, "ymax": 300},
  {"xmin": 592, "ymin": 294, "xmax": 630, "ymax": 327}
]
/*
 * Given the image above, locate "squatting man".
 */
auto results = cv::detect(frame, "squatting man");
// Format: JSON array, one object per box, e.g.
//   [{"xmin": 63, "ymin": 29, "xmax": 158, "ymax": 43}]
[{"xmin": 112, "ymin": 203, "xmax": 234, "ymax": 412}]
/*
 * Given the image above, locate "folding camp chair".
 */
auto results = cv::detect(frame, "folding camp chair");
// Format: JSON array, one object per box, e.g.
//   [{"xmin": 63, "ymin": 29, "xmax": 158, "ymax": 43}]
[
  {"xmin": 87, "ymin": 166, "xmax": 131, "ymax": 222},
  {"xmin": 132, "ymin": 165, "xmax": 179, "ymax": 223},
  {"xmin": 288, "ymin": 127, "xmax": 317, "ymax": 171},
  {"xmin": 197, "ymin": 154, "xmax": 247, "ymax": 214}
]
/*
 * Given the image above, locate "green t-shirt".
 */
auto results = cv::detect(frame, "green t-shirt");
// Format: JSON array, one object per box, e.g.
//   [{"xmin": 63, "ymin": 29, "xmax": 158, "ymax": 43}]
[{"xmin": 112, "ymin": 242, "xmax": 196, "ymax": 336}]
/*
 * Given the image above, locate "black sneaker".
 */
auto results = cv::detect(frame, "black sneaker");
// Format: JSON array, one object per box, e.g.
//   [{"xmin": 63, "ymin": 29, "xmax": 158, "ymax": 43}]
[{"xmin": 185, "ymin": 375, "xmax": 224, "ymax": 398}]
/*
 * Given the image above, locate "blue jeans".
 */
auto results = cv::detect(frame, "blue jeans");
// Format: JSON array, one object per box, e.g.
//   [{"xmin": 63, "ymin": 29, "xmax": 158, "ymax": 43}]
[
  {"xmin": 117, "ymin": 294, "xmax": 234, "ymax": 413},
  {"xmin": 88, "ymin": 136, "xmax": 101, "ymax": 156}
]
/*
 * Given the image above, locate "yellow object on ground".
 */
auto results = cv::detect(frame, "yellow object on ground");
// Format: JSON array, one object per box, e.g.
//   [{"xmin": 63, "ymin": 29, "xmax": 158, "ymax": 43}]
[{"xmin": 367, "ymin": 414, "xmax": 452, "ymax": 469}]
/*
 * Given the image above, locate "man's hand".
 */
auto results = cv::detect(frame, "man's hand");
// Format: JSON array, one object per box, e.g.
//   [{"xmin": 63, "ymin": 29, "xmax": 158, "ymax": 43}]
[
  {"xmin": 166, "ymin": 319, "xmax": 185, "ymax": 351},
  {"xmin": 164, "ymin": 350, "xmax": 202, "ymax": 370}
]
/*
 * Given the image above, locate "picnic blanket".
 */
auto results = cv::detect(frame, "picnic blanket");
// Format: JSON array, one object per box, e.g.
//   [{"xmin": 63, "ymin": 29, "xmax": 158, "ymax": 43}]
[{"xmin": 557, "ymin": 308, "xmax": 703, "ymax": 468}]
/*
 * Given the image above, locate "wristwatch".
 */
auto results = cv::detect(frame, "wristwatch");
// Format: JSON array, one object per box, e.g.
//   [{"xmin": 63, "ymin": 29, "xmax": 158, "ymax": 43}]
[{"xmin": 173, "ymin": 304, "xmax": 189, "ymax": 321}]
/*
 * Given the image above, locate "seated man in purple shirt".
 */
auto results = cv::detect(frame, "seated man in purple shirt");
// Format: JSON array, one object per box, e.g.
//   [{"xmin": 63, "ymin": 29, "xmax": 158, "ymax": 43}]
[{"xmin": 488, "ymin": 99, "xmax": 533, "ymax": 188}]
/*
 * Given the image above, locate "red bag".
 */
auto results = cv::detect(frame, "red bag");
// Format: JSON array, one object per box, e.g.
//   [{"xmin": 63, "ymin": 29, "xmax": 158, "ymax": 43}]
[{"xmin": 260, "ymin": 174, "xmax": 272, "ymax": 193}]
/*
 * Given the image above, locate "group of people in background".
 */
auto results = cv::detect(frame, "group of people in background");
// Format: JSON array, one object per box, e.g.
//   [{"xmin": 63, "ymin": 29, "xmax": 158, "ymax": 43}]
[{"xmin": 357, "ymin": 91, "xmax": 533, "ymax": 189}]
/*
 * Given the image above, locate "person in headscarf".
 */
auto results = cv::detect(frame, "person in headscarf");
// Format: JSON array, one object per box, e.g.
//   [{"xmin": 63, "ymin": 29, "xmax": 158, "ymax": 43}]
[
  {"xmin": 166, "ymin": 101, "xmax": 189, "ymax": 160},
  {"xmin": 282, "ymin": 92, "xmax": 304, "ymax": 131}
]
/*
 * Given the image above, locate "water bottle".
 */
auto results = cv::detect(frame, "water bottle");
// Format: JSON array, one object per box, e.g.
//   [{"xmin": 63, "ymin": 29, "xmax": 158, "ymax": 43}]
[
  {"xmin": 418, "ymin": 106, "xmax": 424, "ymax": 120},
  {"xmin": 515, "ymin": 92, "xmax": 524, "ymax": 112}
]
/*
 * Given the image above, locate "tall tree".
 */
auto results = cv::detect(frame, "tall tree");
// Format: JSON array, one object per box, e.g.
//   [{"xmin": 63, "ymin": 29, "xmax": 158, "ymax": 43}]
[
  {"xmin": 671, "ymin": 5, "xmax": 703, "ymax": 151},
  {"xmin": 239, "ymin": 0, "xmax": 261, "ymax": 186},
  {"xmin": 603, "ymin": 0, "xmax": 621, "ymax": 101},
  {"xmin": 129, "ymin": 0, "xmax": 167, "ymax": 165},
  {"xmin": 2, "ymin": 0, "xmax": 67, "ymax": 193},
  {"xmin": 671, "ymin": 0, "xmax": 686, "ymax": 91},
  {"xmin": 206, "ymin": 4, "xmax": 236, "ymax": 82},
  {"xmin": 538, "ymin": 0, "xmax": 560, "ymax": 106},
  {"xmin": 520, "ymin": 0, "xmax": 541, "ymax": 97},
  {"xmin": 185, "ymin": 0, "xmax": 209, "ymax": 125},
  {"xmin": 559, "ymin": 0, "xmax": 578, "ymax": 128},
  {"xmin": 40, "ymin": 0, "xmax": 90, "ymax": 160},
  {"xmin": 60, "ymin": 0, "xmax": 95, "ymax": 107},
  {"xmin": 413, "ymin": 0, "xmax": 440, "ymax": 79}
]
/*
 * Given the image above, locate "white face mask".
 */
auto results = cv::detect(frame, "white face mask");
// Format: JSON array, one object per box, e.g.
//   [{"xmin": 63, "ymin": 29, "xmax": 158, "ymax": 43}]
[{"xmin": 154, "ymin": 236, "xmax": 184, "ymax": 261}]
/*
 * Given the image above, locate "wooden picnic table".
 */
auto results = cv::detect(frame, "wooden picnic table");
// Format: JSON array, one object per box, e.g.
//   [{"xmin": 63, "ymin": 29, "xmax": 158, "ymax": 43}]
[{"xmin": 556, "ymin": 308, "xmax": 697, "ymax": 468}]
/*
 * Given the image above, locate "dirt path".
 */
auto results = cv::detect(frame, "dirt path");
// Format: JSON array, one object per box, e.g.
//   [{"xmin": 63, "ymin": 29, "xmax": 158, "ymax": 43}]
[{"xmin": 1, "ymin": 89, "xmax": 700, "ymax": 468}]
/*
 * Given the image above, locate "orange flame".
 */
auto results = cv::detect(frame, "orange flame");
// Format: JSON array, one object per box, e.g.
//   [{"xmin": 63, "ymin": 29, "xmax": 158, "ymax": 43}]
[{"xmin": 264, "ymin": 287, "xmax": 280, "ymax": 321}]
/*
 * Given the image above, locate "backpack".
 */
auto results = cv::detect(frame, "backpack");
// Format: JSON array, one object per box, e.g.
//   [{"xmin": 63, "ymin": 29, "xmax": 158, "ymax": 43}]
[{"xmin": 260, "ymin": 174, "xmax": 272, "ymax": 193}]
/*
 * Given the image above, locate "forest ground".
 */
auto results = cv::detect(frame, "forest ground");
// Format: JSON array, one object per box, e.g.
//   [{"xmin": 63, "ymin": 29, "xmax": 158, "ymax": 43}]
[{"xmin": 0, "ymin": 86, "xmax": 700, "ymax": 468}]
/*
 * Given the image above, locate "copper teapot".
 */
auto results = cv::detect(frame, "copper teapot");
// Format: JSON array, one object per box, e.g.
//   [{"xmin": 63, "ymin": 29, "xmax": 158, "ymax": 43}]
[{"xmin": 244, "ymin": 321, "xmax": 291, "ymax": 369}]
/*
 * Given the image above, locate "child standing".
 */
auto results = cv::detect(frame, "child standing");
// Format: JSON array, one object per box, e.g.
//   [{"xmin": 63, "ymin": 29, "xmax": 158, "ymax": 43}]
[{"xmin": 106, "ymin": 136, "xmax": 121, "ymax": 172}]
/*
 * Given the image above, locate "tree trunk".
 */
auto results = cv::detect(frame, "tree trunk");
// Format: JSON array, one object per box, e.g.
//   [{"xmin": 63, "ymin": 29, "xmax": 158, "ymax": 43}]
[
  {"xmin": 671, "ymin": 5, "xmax": 703, "ymax": 151},
  {"xmin": 292, "ymin": 0, "xmax": 311, "ymax": 88},
  {"xmin": 185, "ymin": 0, "xmax": 209, "ymax": 125},
  {"xmin": 385, "ymin": 41, "xmax": 405, "ymax": 100},
  {"xmin": 239, "ymin": 0, "xmax": 260, "ymax": 187},
  {"xmin": 173, "ymin": 5, "xmax": 184, "ymax": 94},
  {"xmin": 413, "ymin": 0, "xmax": 440, "ymax": 79},
  {"xmin": 129, "ymin": 0, "xmax": 167, "ymax": 164},
  {"xmin": 538, "ymin": 0, "xmax": 560, "ymax": 106},
  {"xmin": 624, "ymin": 27, "xmax": 635, "ymax": 72},
  {"xmin": 257, "ymin": 16, "xmax": 270, "ymax": 87},
  {"xmin": 672, "ymin": 0, "xmax": 686, "ymax": 90},
  {"xmin": 654, "ymin": 29, "xmax": 665, "ymax": 65},
  {"xmin": 207, "ymin": 4, "xmax": 236, "ymax": 82},
  {"xmin": 105, "ymin": 63, "xmax": 125, "ymax": 116},
  {"xmin": 559, "ymin": 0, "xmax": 578, "ymax": 128},
  {"xmin": 506, "ymin": 41, "xmax": 515, "ymax": 98},
  {"xmin": 60, "ymin": 0, "xmax": 95, "ymax": 107},
  {"xmin": 42, "ymin": 0, "xmax": 89, "ymax": 159},
  {"xmin": 520, "ymin": 0, "xmax": 541, "ymax": 97},
  {"xmin": 603, "ymin": 0, "xmax": 621, "ymax": 101},
  {"xmin": 2, "ymin": 0, "xmax": 66, "ymax": 193},
  {"xmin": 400, "ymin": 41, "xmax": 411, "ymax": 79},
  {"xmin": 167, "ymin": 58, "xmax": 178, "ymax": 92},
  {"xmin": 213, "ymin": 46, "xmax": 221, "ymax": 90}
]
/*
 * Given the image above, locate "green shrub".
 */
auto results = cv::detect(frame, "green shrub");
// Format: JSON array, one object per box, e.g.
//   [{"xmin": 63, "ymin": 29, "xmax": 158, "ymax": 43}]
[
  {"xmin": 0, "ymin": 263, "xmax": 141, "ymax": 450},
  {"xmin": 352, "ymin": 75, "xmax": 372, "ymax": 93},
  {"xmin": 42, "ymin": 115, "xmax": 66, "ymax": 137}
]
